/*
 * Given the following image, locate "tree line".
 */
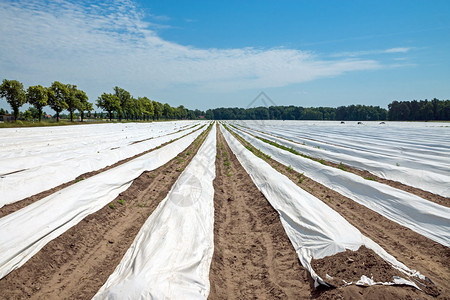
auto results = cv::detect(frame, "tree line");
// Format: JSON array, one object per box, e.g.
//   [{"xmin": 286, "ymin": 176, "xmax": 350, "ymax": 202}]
[
  {"xmin": 207, "ymin": 105, "xmax": 388, "ymax": 121},
  {"xmin": 205, "ymin": 100, "xmax": 448, "ymax": 121},
  {"xmin": 388, "ymin": 99, "xmax": 449, "ymax": 121},
  {"xmin": 0, "ymin": 79, "xmax": 200, "ymax": 122},
  {"xmin": 1, "ymin": 79, "xmax": 449, "ymax": 122}
]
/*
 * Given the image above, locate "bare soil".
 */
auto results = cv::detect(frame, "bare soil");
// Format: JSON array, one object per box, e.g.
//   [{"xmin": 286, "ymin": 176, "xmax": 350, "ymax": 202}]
[
  {"xmin": 227, "ymin": 125, "xmax": 449, "ymax": 299},
  {"xmin": 0, "ymin": 125, "xmax": 203, "ymax": 218},
  {"xmin": 209, "ymin": 127, "xmax": 310, "ymax": 299},
  {"xmin": 0, "ymin": 126, "xmax": 210, "ymax": 299}
]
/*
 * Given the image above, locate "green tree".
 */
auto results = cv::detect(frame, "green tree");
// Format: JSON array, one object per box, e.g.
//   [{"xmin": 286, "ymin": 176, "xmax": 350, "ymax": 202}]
[
  {"xmin": 0, "ymin": 79, "xmax": 26, "ymax": 121},
  {"xmin": 204, "ymin": 109, "xmax": 214, "ymax": 120},
  {"xmin": 139, "ymin": 97, "xmax": 154, "ymax": 120},
  {"xmin": 97, "ymin": 93, "xmax": 120, "ymax": 121},
  {"xmin": 26, "ymin": 85, "xmax": 48, "ymax": 122},
  {"xmin": 177, "ymin": 105, "xmax": 188, "ymax": 119},
  {"xmin": 65, "ymin": 84, "xmax": 81, "ymax": 122},
  {"xmin": 74, "ymin": 89, "xmax": 91, "ymax": 122},
  {"xmin": 152, "ymin": 101, "xmax": 162, "ymax": 120},
  {"xmin": 114, "ymin": 86, "xmax": 131, "ymax": 120},
  {"xmin": 23, "ymin": 109, "xmax": 33, "ymax": 121},
  {"xmin": 48, "ymin": 81, "xmax": 69, "ymax": 122},
  {"xmin": 162, "ymin": 103, "xmax": 173, "ymax": 119},
  {"xmin": 129, "ymin": 97, "xmax": 143, "ymax": 120}
]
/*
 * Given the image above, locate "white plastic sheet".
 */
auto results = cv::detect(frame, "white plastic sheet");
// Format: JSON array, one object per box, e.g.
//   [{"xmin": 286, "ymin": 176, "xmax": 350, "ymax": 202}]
[
  {"xmin": 237, "ymin": 124, "xmax": 450, "ymax": 197},
  {"xmin": 236, "ymin": 120, "xmax": 450, "ymax": 177},
  {"xmin": 230, "ymin": 126, "xmax": 450, "ymax": 247},
  {"xmin": 93, "ymin": 124, "xmax": 216, "ymax": 299},
  {"xmin": 0, "ymin": 126, "xmax": 205, "ymax": 280},
  {"xmin": 0, "ymin": 122, "xmax": 202, "ymax": 207},
  {"xmin": 221, "ymin": 125, "xmax": 422, "ymax": 288},
  {"xmin": 0, "ymin": 121, "xmax": 195, "ymax": 161}
]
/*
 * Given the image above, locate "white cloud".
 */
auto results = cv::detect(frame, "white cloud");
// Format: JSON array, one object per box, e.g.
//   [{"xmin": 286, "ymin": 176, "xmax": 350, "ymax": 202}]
[
  {"xmin": 331, "ymin": 47, "xmax": 412, "ymax": 58},
  {"xmin": 384, "ymin": 47, "xmax": 411, "ymax": 53},
  {"xmin": 0, "ymin": 0, "xmax": 382, "ymax": 106}
]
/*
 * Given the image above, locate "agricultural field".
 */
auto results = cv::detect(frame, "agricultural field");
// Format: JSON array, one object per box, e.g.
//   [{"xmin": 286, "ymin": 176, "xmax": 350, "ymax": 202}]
[{"xmin": 0, "ymin": 120, "xmax": 448, "ymax": 299}]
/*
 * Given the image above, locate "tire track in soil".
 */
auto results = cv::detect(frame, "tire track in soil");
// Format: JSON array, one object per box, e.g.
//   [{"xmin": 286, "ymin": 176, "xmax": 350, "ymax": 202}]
[
  {"xmin": 208, "ymin": 126, "xmax": 310, "ymax": 299},
  {"xmin": 0, "ymin": 125, "xmax": 211, "ymax": 300},
  {"xmin": 0, "ymin": 124, "xmax": 204, "ymax": 218},
  {"xmin": 235, "ymin": 124, "xmax": 449, "ymax": 207},
  {"xmin": 226, "ymin": 125, "xmax": 448, "ymax": 299}
]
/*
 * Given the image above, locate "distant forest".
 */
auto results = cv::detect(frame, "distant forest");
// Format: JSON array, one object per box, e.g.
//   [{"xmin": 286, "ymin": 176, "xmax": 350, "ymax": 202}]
[{"xmin": 207, "ymin": 98, "xmax": 449, "ymax": 121}]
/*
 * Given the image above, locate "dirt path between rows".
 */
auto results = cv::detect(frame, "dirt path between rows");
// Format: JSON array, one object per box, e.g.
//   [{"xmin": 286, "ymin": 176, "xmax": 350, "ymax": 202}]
[
  {"xmin": 236, "ymin": 124, "xmax": 449, "ymax": 207},
  {"xmin": 209, "ymin": 127, "xmax": 311, "ymax": 299},
  {"xmin": 0, "ymin": 125, "xmax": 211, "ymax": 299},
  {"xmin": 0, "ymin": 125, "xmax": 204, "ymax": 218},
  {"xmin": 226, "ymin": 125, "xmax": 448, "ymax": 299}
]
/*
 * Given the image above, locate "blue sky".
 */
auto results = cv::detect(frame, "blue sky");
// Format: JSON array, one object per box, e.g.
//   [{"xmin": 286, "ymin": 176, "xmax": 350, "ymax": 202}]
[{"xmin": 0, "ymin": 0, "xmax": 449, "ymax": 111}]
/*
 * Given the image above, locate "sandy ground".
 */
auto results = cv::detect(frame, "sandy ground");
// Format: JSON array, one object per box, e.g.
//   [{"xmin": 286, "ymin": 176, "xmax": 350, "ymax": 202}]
[
  {"xmin": 209, "ymin": 127, "xmax": 310, "ymax": 299},
  {"xmin": 0, "ymin": 126, "xmax": 210, "ymax": 299}
]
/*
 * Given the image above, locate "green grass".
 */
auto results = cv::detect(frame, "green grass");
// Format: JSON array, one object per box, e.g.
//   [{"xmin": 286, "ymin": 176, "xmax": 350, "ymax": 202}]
[
  {"xmin": 74, "ymin": 177, "xmax": 84, "ymax": 183},
  {"xmin": 338, "ymin": 162, "xmax": 347, "ymax": 171},
  {"xmin": 109, "ymin": 203, "xmax": 115, "ymax": 209},
  {"xmin": 363, "ymin": 176, "xmax": 376, "ymax": 181},
  {"xmin": 117, "ymin": 199, "xmax": 125, "ymax": 205},
  {"xmin": 297, "ymin": 172, "xmax": 304, "ymax": 184},
  {"xmin": 254, "ymin": 136, "xmax": 300, "ymax": 155}
]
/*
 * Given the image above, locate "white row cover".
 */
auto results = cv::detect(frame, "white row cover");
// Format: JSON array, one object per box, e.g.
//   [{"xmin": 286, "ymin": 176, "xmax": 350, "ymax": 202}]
[
  {"xmin": 236, "ymin": 125, "xmax": 450, "ymax": 197},
  {"xmin": 94, "ymin": 124, "xmax": 217, "ymax": 299},
  {"xmin": 230, "ymin": 126, "xmax": 450, "ymax": 247},
  {"xmin": 0, "ymin": 126, "xmax": 206, "ymax": 280},
  {"xmin": 236, "ymin": 121, "xmax": 450, "ymax": 176},
  {"xmin": 221, "ymin": 125, "xmax": 422, "ymax": 288},
  {"xmin": 0, "ymin": 123, "xmax": 202, "ymax": 207},
  {"xmin": 0, "ymin": 121, "xmax": 196, "ymax": 161},
  {"xmin": 0, "ymin": 121, "xmax": 198, "ymax": 174}
]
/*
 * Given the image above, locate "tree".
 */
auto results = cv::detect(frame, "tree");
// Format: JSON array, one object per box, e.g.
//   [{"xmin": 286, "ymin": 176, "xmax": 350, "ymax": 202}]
[
  {"xmin": 75, "ymin": 89, "xmax": 91, "ymax": 122},
  {"xmin": 177, "ymin": 105, "xmax": 188, "ymax": 119},
  {"xmin": 139, "ymin": 97, "xmax": 154, "ymax": 121},
  {"xmin": 27, "ymin": 85, "xmax": 48, "ymax": 122},
  {"xmin": 97, "ymin": 93, "xmax": 120, "ymax": 121},
  {"xmin": 130, "ymin": 97, "xmax": 143, "ymax": 120},
  {"xmin": 152, "ymin": 101, "xmax": 162, "ymax": 120},
  {"xmin": 114, "ymin": 86, "xmax": 131, "ymax": 120},
  {"xmin": 0, "ymin": 79, "xmax": 26, "ymax": 121},
  {"xmin": 65, "ymin": 84, "xmax": 81, "ymax": 122},
  {"xmin": 162, "ymin": 103, "xmax": 174, "ymax": 119},
  {"xmin": 48, "ymin": 81, "xmax": 69, "ymax": 122},
  {"xmin": 23, "ymin": 109, "xmax": 33, "ymax": 121},
  {"xmin": 205, "ymin": 109, "xmax": 214, "ymax": 120}
]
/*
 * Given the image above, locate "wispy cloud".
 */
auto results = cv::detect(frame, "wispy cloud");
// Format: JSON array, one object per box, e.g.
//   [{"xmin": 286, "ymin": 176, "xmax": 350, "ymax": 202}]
[
  {"xmin": 149, "ymin": 14, "xmax": 171, "ymax": 22},
  {"xmin": 0, "ymin": 0, "xmax": 382, "ymax": 104},
  {"xmin": 384, "ymin": 47, "xmax": 411, "ymax": 53},
  {"xmin": 331, "ymin": 47, "xmax": 412, "ymax": 58}
]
